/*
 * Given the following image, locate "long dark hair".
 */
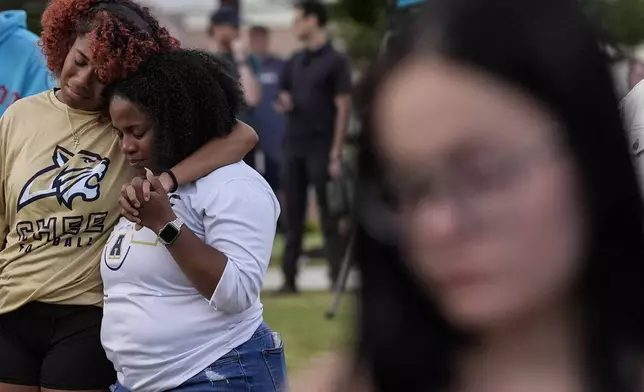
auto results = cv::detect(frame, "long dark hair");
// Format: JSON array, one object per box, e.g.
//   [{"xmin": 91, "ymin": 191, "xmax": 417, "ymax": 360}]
[{"xmin": 354, "ymin": 0, "xmax": 644, "ymax": 391}]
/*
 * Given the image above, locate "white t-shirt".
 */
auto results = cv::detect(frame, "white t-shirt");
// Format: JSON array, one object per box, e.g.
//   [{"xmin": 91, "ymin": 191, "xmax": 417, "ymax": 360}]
[
  {"xmin": 100, "ymin": 162, "xmax": 280, "ymax": 392},
  {"xmin": 621, "ymin": 79, "xmax": 644, "ymax": 189}
]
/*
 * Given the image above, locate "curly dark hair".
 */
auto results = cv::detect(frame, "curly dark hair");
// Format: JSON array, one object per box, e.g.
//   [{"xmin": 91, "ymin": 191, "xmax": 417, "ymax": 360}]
[
  {"xmin": 105, "ymin": 49, "xmax": 244, "ymax": 171},
  {"xmin": 41, "ymin": 0, "xmax": 180, "ymax": 84}
]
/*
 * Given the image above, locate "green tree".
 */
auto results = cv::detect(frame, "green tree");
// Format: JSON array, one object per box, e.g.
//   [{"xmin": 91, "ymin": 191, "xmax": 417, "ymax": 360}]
[
  {"xmin": 330, "ymin": 0, "xmax": 390, "ymax": 66},
  {"xmin": 582, "ymin": 0, "xmax": 644, "ymax": 46},
  {"xmin": 333, "ymin": 0, "xmax": 644, "ymax": 58}
]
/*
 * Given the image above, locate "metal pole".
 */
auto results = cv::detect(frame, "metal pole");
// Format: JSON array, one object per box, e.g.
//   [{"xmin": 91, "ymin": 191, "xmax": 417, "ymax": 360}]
[{"xmin": 325, "ymin": 232, "xmax": 355, "ymax": 320}]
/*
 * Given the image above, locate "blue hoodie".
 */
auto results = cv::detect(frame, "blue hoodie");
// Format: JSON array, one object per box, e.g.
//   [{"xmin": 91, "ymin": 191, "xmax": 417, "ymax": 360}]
[{"xmin": 0, "ymin": 10, "xmax": 56, "ymax": 116}]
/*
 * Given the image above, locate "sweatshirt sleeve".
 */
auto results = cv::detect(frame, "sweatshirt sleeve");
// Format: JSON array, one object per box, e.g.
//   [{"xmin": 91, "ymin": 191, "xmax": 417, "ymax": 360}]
[
  {"xmin": 21, "ymin": 47, "xmax": 56, "ymax": 98},
  {"xmin": 201, "ymin": 179, "xmax": 279, "ymax": 314},
  {"xmin": 0, "ymin": 112, "xmax": 9, "ymax": 249}
]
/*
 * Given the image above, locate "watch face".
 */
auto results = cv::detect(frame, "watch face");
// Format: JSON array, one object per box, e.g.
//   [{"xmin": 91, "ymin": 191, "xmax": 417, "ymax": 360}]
[{"xmin": 159, "ymin": 224, "xmax": 179, "ymax": 244}]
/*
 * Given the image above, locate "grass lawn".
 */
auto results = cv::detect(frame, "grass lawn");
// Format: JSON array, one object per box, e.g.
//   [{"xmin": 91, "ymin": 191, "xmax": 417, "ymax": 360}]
[{"xmin": 262, "ymin": 292, "xmax": 354, "ymax": 373}]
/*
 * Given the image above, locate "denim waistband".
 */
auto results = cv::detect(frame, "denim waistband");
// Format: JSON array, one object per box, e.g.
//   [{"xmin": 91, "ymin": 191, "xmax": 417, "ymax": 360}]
[{"xmin": 249, "ymin": 322, "xmax": 271, "ymax": 340}]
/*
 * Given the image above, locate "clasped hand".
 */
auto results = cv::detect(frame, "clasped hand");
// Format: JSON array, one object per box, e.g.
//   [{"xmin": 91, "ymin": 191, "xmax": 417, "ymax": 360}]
[{"xmin": 119, "ymin": 169, "xmax": 177, "ymax": 232}]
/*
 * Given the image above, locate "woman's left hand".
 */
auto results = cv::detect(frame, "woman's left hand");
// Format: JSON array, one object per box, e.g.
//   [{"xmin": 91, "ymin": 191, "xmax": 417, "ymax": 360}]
[
  {"xmin": 120, "ymin": 171, "xmax": 175, "ymax": 211},
  {"xmin": 123, "ymin": 169, "xmax": 177, "ymax": 232}
]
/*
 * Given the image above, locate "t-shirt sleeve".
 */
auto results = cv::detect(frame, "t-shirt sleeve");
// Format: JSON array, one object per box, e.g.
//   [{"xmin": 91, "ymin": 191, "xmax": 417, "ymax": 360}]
[
  {"xmin": 199, "ymin": 179, "xmax": 279, "ymax": 314},
  {"xmin": 333, "ymin": 55, "xmax": 352, "ymax": 96}
]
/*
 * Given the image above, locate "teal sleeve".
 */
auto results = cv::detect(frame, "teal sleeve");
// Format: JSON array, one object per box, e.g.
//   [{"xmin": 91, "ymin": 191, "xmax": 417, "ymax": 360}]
[
  {"xmin": 248, "ymin": 55, "xmax": 261, "ymax": 75},
  {"xmin": 23, "ymin": 49, "xmax": 56, "ymax": 97}
]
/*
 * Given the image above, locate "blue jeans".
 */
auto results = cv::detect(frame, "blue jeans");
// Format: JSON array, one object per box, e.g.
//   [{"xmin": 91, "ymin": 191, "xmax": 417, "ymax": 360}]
[{"xmin": 112, "ymin": 323, "xmax": 287, "ymax": 391}]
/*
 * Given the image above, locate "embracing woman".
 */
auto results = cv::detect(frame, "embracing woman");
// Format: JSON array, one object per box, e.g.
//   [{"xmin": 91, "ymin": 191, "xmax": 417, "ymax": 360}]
[
  {"xmin": 101, "ymin": 49, "xmax": 286, "ymax": 392},
  {"xmin": 0, "ymin": 1, "xmax": 256, "ymax": 391}
]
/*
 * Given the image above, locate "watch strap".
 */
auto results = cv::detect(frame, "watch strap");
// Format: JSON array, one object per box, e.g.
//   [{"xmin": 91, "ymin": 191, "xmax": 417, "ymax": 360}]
[{"xmin": 158, "ymin": 217, "xmax": 184, "ymax": 245}]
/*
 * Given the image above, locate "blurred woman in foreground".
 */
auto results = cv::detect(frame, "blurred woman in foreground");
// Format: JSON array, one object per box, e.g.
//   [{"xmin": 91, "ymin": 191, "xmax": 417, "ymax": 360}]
[{"xmin": 293, "ymin": 0, "xmax": 644, "ymax": 391}]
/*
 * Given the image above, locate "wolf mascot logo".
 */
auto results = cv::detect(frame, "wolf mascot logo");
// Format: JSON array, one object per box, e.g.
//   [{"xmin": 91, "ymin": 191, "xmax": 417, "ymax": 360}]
[{"xmin": 17, "ymin": 145, "xmax": 110, "ymax": 212}]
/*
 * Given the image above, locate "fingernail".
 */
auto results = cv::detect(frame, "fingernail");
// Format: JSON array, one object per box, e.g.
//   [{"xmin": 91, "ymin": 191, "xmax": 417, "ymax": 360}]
[
  {"xmin": 135, "ymin": 203, "xmax": 140, "ymax": 208},
  {"xmin": 133, "ymin": 211, "xmax": 139, "ymax": 216}
]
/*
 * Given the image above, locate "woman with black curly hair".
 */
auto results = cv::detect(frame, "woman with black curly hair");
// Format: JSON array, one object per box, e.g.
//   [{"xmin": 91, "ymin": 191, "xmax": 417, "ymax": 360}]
[
  {"xmin": 101, "ymin": 49, "xmax": 284, "ymax": 392},
  {"xmin": 0, "ymin": 1, "xmax": 256, "ymax": 392}
]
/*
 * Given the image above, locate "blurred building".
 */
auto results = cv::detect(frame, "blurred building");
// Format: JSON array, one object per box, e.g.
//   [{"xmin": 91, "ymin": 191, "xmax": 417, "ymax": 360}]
[{"xmin": 140, "ymin": 0, "xmax": 337, "ymax": 56}]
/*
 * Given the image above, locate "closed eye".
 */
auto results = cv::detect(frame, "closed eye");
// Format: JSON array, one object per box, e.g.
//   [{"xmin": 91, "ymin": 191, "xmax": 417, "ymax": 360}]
[
  {"xmin": 74, "ymin": 50, "xmax": 90, "ymax": 67},
  {"xmin": 133, "ymin": 130, "xmax": 148, "ymax": 140}
]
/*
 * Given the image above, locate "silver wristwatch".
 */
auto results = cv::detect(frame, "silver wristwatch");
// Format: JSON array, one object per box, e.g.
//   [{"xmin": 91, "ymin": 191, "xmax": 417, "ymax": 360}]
[{"xmin": 158, "ymin": 217, "xmax": 184, "ymax": 246}]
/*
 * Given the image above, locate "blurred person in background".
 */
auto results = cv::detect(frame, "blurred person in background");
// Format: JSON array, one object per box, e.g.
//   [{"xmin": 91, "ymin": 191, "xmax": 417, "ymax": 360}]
[
  {"xmin": 626, "ymin": 46, "xmax": 644, "ymax": 91},
  {"xmin": 0, "ymin": 1, "xmax": 257, "ymax": 391},
  {"xmin": 628, "ymin": 59, "xmax": 644, "ymax": 91},
  {"xmin": 209, "ymin": 6, "xmax": 262, "ymax": 169},
  {"xmin": 276, "ymin": 1, "xmax": 352, "ymax": 294},
  {"xmin": 0, "ymin": 10, "xmax": 56, "ymax": 115},
  {"xmin": 250, "ymin": 26, "xmax": 286, "ymax": 207},
  {"xmin": 621, "ymin": 71, "xmax": 644, "ymax": 191},
  {"xmin": 292, "ymin": 0, "xmax": 644, "ymax": 391}
]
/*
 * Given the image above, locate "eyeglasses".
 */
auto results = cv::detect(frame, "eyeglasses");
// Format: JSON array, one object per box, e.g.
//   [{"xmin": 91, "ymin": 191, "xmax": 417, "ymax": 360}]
[{"xmin": 357, "ymin": 144, "xmax": 565, "ymax": 242}]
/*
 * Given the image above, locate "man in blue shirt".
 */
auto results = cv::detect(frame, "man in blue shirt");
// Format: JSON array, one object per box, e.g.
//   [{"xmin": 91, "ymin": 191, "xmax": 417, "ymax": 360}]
[
  {"xmin": 208, "ymin": 7, "xmax": 262, "ymax": 169},
  {"xmin": 249, "ymin": 25, "xmax": 286, "ymax": 194},
  {"xmin": 0, "ymin": 10, "xmax": 56, "ymax": 116}
]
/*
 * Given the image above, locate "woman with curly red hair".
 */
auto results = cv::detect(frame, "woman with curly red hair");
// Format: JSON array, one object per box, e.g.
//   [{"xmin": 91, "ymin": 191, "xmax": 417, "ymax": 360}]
[{"xmin": 0, "ymin": 1, "xmax": 257, "ymax": 392}]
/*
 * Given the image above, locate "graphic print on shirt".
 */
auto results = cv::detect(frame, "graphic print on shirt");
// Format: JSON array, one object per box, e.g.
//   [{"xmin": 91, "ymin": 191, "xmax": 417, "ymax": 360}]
[
  {"xmin": 13, "ymin": 145, "xmax": 111, "ymax": 254},
  {"xmin": 104, "ymin": 194, "xmax": 180, "ymax": 271},
  {"xmin": 17, "ymin": 145, "xmax": 110, "ymax": 211},
  {"xmin": 104, "ymin": 233, "xmax": 130, "ymax": 271},
  {"xmin": 104, "ymin": 228, "xmax": 161, "ymax": 271},
  {"xmin": 169, "ymin": 194, "xmax": 180, "ymax": 207}
]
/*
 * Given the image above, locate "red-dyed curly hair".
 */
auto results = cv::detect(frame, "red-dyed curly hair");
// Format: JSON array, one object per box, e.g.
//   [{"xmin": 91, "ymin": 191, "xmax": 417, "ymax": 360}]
[{"xmin": 41, "ymin": 0, "xmax": 181, "ymax": 84}]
